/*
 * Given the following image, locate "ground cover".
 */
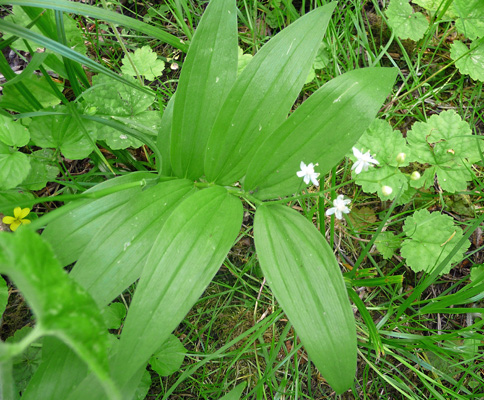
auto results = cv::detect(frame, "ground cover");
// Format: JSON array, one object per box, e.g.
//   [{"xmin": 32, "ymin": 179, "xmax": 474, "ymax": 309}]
[{"xmin": 0, "ymin": 0, "xmax": 483, "ymax": 399}]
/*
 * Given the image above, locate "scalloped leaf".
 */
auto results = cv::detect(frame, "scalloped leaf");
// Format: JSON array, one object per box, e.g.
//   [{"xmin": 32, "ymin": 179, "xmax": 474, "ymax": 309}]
[
  {"xmin": 406, "ymin": 110, "xmax": 479, "ymax": 192},
  {"xmin": 401, "ymin": 209, "xmax": 470, "ymax": 274},
  {"xmin": 450, "ymin": 40, "xmax": 484, "ymax": 82},
  {"xmin": 386, "ymin": 0, "xmax": 429, "ymax": 41},
  {"xmin": 0, "ymin": 115, "xmax": 30, "ymax": 147},
  {"xmin": 120, "ymin": 46, "xmax": 165, "ymax": 81},
  {"xmin": 0, "ymin": 143, "xmax": 31, "ymax": 190}
]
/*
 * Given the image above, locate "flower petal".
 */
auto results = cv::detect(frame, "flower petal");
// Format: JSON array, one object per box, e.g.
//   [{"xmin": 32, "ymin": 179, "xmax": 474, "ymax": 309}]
[
  {"xmin": 18, "ymin": 208, "xmax": 30, "ymax": 219},
  {"xmin": 10, "ymin": 220, "xmax": 21, "ymax": 231},
  {"xmin": 325, "ymin": 208, "xmax": 335, "ymax": 216},
  {"xmin": 21, "ymin": 219, "xmax": 31, "ymax": 226},
  {"xmin": 2, "ymin": 216, "xmax": 15, "ymax": 224},
  {"xmin": 13, "ymin": 207, "xmax": 22, "ymax": 218}
]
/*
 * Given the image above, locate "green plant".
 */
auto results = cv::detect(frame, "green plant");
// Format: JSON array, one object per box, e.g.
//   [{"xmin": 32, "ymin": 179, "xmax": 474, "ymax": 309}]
[{"xmin": 0, "ymin": 0, "xmax": 398, "ymax": 398}]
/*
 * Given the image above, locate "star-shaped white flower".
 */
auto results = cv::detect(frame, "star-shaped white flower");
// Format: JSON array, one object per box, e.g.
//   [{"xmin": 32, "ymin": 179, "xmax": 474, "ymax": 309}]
[
  {"xmin": 351, "ymin": 147, "xmax": 379, "ymax": 174},
  {"xmin": 296, "ymin": 161, "xmax": 320, "ymax": 186},
  {"xmin": 325, "ymin": 194, "xmax": 351, "ymax": 220}
]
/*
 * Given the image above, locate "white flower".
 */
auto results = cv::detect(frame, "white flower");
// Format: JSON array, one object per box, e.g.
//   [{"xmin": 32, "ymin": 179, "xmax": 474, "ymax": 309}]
[
  {"xmin": 325, "ymin": 194, "xmax": 351, "ymax": 220},
  {"xmin": 396, "ymin": 152, "xmax": 406, "ymax": 164},
  {"xmin": 296, "ymin": 161, "xmax": 320, "ymax": 186},
  {"xmin": 381, "ymin": 185, "xmax": 393, "ymax": 196},
  {"xmin": 351, "ymin": 147, "xmax": 379, "ymax": 174}
]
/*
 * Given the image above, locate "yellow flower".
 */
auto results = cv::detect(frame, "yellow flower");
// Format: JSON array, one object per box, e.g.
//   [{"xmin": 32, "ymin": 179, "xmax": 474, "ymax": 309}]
[{"xmin": 2, "ymin": 207, "xmax": 31, "ymax": 231}]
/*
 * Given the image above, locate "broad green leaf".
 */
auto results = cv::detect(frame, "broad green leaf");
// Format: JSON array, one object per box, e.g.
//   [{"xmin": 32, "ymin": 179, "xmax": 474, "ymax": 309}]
[
  {"xmin": 29, "ymin": 107, "xmax": 96, "ymax": 159},
  {"xmin": 454, "ymin": 0, "xmax": 484, "ymax": 41},
  {"xmin": 0, "ymin": 0, "xmax": 187, "ymax": 52},
  {"xmin": 0, "ymin": 143, "xmax": 31, "ymax": 190},
  {"xmin": 21, "ymin": 149, "xmax": 60, "ymax": 191},
  {"xmin": 120, "ymin": 46, "xmax": 165, "ymax": 81},
  {"xmin": 401, "ymin": 209, "xmax": 470, "ymax": 275},
  {"xmin": 149, "ymin": 335, "xmax": 186, "ymax": 376},
  {"xmin": 407, "ymin": 110, "xmax": 479, "ymax": 192},
  {"xmin": 5, "ymin": 327, "xmax": 42, "ymax": 394},
  {"xmin": 244, "ymin": 68, "xmax": 397, "ymax": 200},
  {"xmin": 0, "ymin": 229, "xmax": 118, "ymax": 399},
  {"xmin": 0, "ymin": 74, "xmax": 62, "ymax": 113},
  {"xmin": 82, "ymin": 75, "xmax": 155, "ymax": 149},
  {"xmin": 352, "ymin": 119, "xmax": 411, "ymax": 201},
  {"xmin": 205, "ymin": 3, "xmax": 336, "ymax": 185},
  {"xmin": 0, "ymin": 276, "xmax": 7, "ymax": 318},
  {"xmin": 101, "ymin": 303, "xmax": 126, "ymax": 330},
  {"xmin": 84, "ymin": 75, "xmax": 154, "ymax": 117},
  {"xmin": 470, "ymin": 264, "xmax": 484, "ymax": 282},
  {"xmin": 0, "ymin": 115, "xmax": 29, "ymax": 147},
  {"xmin": 355, "ymin": 165, "xmax": 408, "ymax": 201},
  {"xmin": 112, "ymin": 186, "xmax": 243, "ymax": 386},
  {"xmin": 450, "ymin": 40, "xmax": 484, "ymax": 82},
  {"xmin": 413, "ymin": 0, "xmax": 457, "ymax": 18},
  {"xmin": 156, "ymin": 95, "xmax": 175, "ymax": 176},
  {"xmin": 0, "ymin": 190, "xmax": 34, "ymax": 215},
  {"xmin": 386, "ymin": 0, "xmax": 429, "ymax": 41},
  {"xmin": 254, "ymin": 204, "xmax": 356, "ymax": 394},
  {"xmin": 170, "ymin": 0, "xmax": 237, "ymax": 179},
  {"xmin": 42, "ymin": 172, "xmax": 155, "ymax": 266},
  {"xmin": 219, "ymin": 382, "xmax": 247, "ymax": 400},
  {"xmin": 21, "ymin": 338, "xmax": 88, "ymax": 400},
  {"xmin": 71, "ymin": 179, "xmax": 195, "ymax": 306},
  {"xmin": 353, "ymin": 119, "xmax": 411, "ymax": 168},
  {"xmin": 375, "ymin": 231, "xmax": 401, "ymax": 260}
]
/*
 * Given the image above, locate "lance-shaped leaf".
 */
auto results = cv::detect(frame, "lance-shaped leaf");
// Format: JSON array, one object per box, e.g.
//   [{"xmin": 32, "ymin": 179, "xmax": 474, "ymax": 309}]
[
  {"xmin": 156, "ymin": 95, "xmax": 175, "ymax": 176},
  {"xmin": 42, "ymin": 172, "xmax": 155, "ymax": 266},
  {"xmin": 170, "ymin": 0, "xmax": 237, "ymax": 179},
  {"xmin": 71, "ymin": 179, "xmax": 195, "ymax": 307},
  {"xmin": 0, "ymin": 229, "xmax": 118, "ymax": 399},
  {"xmin": 244, "ymin": 67, "xmax": 397, "ymax": 200},
  {"xmin": 204, "ymin": 3, "xmax": 336, "ymax": 185},
  {"xmin": 254, "ymin": 204, "xmax": 356, "ymax": 394},
  {"xmin": 112, "ymin": 186, "xmax": 243, "ymax": 386}
]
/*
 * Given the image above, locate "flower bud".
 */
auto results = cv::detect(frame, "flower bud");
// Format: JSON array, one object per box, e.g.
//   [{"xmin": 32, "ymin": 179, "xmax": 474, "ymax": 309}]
[
  {"xmin": 396, "ymin": 152, "xmax": 406, "ymax": 164},
  {"xmin": 411, "ymin": 171, "xmax": 421, "ymax": 181},
  {"xmin": 85, "ymin": 106, "xmax": 97, "ymax": 116},
  {"xmin": 382, "ymin": 185, "xmax": 393, "ymax": 196}
]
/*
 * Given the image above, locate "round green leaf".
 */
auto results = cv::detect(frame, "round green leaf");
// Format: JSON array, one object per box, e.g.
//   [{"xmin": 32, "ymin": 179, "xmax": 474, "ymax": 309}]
[
  {"xmin": 149, "ymin": 334, "xmax": 186, "ymax": 377},
  {"xmin": 0, "ymin": 115, "xmax": 30, "ymax": 147},
  {"xmin": 0, "ymin": 144, "xmax": 31, "ymax": 190}
]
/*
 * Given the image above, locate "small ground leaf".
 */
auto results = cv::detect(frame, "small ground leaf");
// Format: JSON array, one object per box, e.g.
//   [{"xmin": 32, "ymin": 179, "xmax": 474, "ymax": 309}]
[
  {"xmin": 149, "ymin": 335, "xmax": 186, "ymax": 377},
  {"xmin": 454, "ymin": 0, "xmax": 484, "ymax": 40},
  {"xmin": 375, "ymin": 231, "xmax": 401, "ymax": 260},
  {"xmin": 450, "ymin": 40, "xmax": 484, "ymax": 82},
  {"xmin": 401, "ymin": 209, "xmax": 470, "ymax": 274},
  {"xmin": 0, "ymin": 116, "xmax": 30, "ymax": 147},
  {"xmin": 386, "ymin": 0, "xmax": 429, "ymax": 41},
  {"xmin": 120, "ymin": 46, "xmax": 165, "ymax": 81},
  {"xmin": 0, "ymin": 143, "xmax": 31, "ymax": 190}
]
